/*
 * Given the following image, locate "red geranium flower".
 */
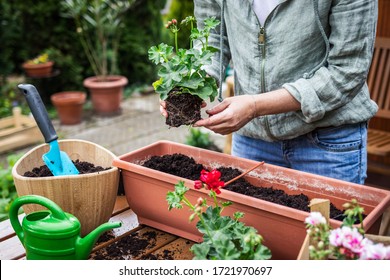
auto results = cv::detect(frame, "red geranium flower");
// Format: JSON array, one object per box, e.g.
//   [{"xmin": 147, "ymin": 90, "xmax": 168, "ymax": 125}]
[
  {"xmin": 194, "ymin": 180, "xmax": 203, "ymax": 190},
  {"xmin": 194, "ymin": 169, "xmax": 225, "ymax": 194}
]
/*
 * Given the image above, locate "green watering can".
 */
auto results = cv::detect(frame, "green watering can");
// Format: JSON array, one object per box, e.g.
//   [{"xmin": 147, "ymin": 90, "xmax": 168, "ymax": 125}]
[{"xmin": 9, "ymin": 195, "xmax": 121, "ymax": 260}]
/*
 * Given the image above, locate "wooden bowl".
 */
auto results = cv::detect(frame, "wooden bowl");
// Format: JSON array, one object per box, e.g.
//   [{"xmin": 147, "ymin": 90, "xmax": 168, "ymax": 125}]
[{"xmin": 12, "ymin": 139, "xmax": 119, "ymax": 236}]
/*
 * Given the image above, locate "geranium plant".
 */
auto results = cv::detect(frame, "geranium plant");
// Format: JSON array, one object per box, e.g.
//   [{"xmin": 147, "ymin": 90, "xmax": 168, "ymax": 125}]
[
  {"xmin": 61, "ymin": 0, "xmax": 134, "ymax": 80},
  {"xmin": 305, "ymin": 199, "xmax": 390, "ymax": 260},
  {"xmin": 166, "ymin": 165, "xmax": 271, "ymax": 260},
  {"xmin": 148, "ymin": 16, "xmax": 220, "ymax": 127}
]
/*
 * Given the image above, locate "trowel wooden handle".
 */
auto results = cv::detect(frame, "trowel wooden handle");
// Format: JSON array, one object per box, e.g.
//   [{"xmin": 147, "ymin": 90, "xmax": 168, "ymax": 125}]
[{"xmin": 18, "ymin": 84, "xmax": 58, "ymax": 143}]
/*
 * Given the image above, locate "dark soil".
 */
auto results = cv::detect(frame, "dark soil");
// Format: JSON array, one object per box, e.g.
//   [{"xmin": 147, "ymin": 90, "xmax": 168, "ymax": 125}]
[
  {"xmin": 23, "ymin": 159, "xmax": 111, "ymax": 177},
  {"xmin": 142, "ymin": 153, "xmax": 204, "ymax": 181},
  {"xmin": 165, "ymin": 90, "xmax": 202, "ymax": 127},
  {"xmin": 142, "ymin": 153, "xmax": 349, "ymax": 221},
  {"xmin": 90, "ymin": 230, "xmax": 176, "ymax": 260}
]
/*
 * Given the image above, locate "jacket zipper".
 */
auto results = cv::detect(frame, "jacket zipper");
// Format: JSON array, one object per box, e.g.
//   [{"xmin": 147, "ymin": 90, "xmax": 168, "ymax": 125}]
[
  {"xmin": 258, "ymin": 27, "xmax": 266, "ymax": 93},
  {"xmin": 258, "ymin": 26, "xmax": 275, "ymax": 140},
  {"xmin": 255, "ymin": 5, "xmax": 281, "ymax": 141}
]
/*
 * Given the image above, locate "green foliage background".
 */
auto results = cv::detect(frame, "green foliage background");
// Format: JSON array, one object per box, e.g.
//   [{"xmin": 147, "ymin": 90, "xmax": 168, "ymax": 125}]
[
  {"xmin": 0, "ymin": 154, "xmax": 23, "ymax": 222},
  {"xmin": 0, "ymin": 0, "xmax": 198, "ymax": 118},
  {"xmin": 163, "ymin": 0, "xmax": 195, "ymax": 50},
  {"xmin": 0, "ymin": 0, "xmax": 168, "ymax": 98},
  {"xmin": 0, "ymin": 0, "xmax": 196, "ymax": 221}
]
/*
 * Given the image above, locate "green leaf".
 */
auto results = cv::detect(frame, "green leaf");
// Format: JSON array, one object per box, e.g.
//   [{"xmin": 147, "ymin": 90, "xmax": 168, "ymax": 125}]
[
  {"xmin": 197, "ymin": 206, "xmax": 235, "ymax": 237},
  {"xmin": 207, "ymin": 46, "xmax": 219, "ymax": 53},
  {"xmin": 175, "ymin": 181, "xmax": 189, "ymax": 196},
  {"xmin": 187, "ymin": 83, "xmax": 214, "ymax": 101},
  {"xmin": 166, "ymin": 191, "xmax": 183, "ymax": 211},
  {"xmin": 153, "ymin": 81, "xmax": 172, "ymax": 101},
  {"xmin": 191, "ymin": 50, "xmax": 213, "ymax": 69},
  {"xmin": 148, "ymin": 43, "xmax": 173, "ymax": 65},
  {"xmin": 221, "ymin": 201, "xmax": 233, "ymax": 207},
  {"xmin": 204, "ymin": 17, "xmax": 221, "ymax": 31},
  {"xmin": 166, "ymin": 181, "xmax": 189, "ymax": 210},
  {"xmin": 191, "ymin": 242, "xmax": 210, "ymax": 260},
  {"xmin": 253, "ymin": 244, "xmax": 272, "ymax": 260},
  {"xmin": 159, "ymin": 63, "xmax": 188, "ymax": 84},
  {"xmin": 214, "ymin": 238, "xmax": 241, "ymax": 260},
  {"xmin": 233, "ymin": 211, "xmax": 244, "ymax": 220},
  {"xmin": 177, "ymin": 74, "xmax": 204, "ymax": 90},
  {"xmin": 189, "ymin": 28, "xmax": 202, "ymax": 42}
]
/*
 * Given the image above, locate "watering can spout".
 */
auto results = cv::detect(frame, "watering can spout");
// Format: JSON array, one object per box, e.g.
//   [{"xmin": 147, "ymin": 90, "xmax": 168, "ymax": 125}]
[{"xmin": 76, "ymin": 221, "xmax": 121, "ymax": 259}]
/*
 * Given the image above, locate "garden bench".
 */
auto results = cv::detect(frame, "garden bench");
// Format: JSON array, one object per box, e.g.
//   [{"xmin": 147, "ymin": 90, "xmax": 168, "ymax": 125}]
[
  {"xmin": 0, "ymin": 107, "xmax": 41, "ymax": 154},
  {"xmin": 366, "ymin": 36, "xmax": 390, "ymax": 175}
]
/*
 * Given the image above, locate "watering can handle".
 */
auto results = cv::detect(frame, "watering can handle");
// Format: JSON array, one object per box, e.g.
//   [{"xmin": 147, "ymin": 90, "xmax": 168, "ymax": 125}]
[
  {"xmin": 9, "ymin": 195, "xmax": 68, "ymax": 244},
  {"xmin": 17, "ymin": 84, "xmax": 58, "ymax": 144}
]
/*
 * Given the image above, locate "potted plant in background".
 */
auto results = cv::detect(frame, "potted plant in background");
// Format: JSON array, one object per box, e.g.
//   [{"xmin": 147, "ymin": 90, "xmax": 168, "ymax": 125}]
[
  {"xmin": 148, "ymin": 16, "xmax": 219, "ymax": 127},
  {"xmin": 50, "ymin": 91, "xmax": 87, "ymax": 125},
  {"xmin": 61, "ymin": 0, "xmax": 133, "ymax": 116},
  {"xmin": 22, "ymin": 52, "xmax": 54, "ymax": 78}
]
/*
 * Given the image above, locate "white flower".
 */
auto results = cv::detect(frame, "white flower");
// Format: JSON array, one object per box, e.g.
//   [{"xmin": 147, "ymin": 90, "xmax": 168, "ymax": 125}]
[
  {"xmin": 329, "ymin": 227, "xmax": 365, "ymax": 255},
  {"xmin": 360, "ymin": 241, "xmax": 390, "ymax": 260},
  {"xmin": 329, "ymin": 227, "xmax": 343, "ymax": 247},
  {"xmin": 305, "ymin": 212, "xmax": 326, "ymax": 226}
]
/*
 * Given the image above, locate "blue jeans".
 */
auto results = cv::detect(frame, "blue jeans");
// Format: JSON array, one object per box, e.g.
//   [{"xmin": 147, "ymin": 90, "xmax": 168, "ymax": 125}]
[{"xmin": 232, "ymin": 123, "xmax": 368, "ymax": 184}]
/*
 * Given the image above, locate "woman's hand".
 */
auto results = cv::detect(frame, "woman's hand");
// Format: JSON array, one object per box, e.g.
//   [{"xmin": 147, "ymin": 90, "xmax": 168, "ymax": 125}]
[
  {"xmin": 194, "ymin": 95, "xmax": 256, "ymax": 135},
  {"xmin": 159, "ymin": 99, "xmax": 168, "ymax": 118}
]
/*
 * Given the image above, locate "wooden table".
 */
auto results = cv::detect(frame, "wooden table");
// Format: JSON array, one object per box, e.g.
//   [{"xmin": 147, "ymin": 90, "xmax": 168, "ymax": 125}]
[{"xmin": 0, "ymin": 196, "xmax": 194, "ymax": 260}]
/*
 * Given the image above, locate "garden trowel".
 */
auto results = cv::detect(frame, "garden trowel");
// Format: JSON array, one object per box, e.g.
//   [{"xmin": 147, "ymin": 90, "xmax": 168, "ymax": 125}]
[{"xmin": 18, "ymin": 84, "xmax": 79, "ymax": 176}]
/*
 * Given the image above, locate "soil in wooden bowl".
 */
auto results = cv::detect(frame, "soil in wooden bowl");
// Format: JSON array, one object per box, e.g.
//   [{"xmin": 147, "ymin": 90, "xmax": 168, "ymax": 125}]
[
  {"xmin": 22, "ymin": 159, "xmax": 111, "ymax": 177},
  {"xmin": 142, "ymin": 153, "xmax": 352, "ymax": 221}
]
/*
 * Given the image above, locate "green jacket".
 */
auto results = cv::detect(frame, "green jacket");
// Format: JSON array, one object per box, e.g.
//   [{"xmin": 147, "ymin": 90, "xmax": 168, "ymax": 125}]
[{"xmin": 194, "ymin": 0, "xmax": 378, "ymax": 141}]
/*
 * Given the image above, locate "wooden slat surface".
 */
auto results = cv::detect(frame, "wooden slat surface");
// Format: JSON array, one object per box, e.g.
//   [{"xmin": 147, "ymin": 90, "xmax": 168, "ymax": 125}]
[
  {"xmin": 91, "ymin": 226, "xmax": 178, "ymax": 260},
  {"xmin": 146, "ymin": 238, "xmax": 195, "ymax": 260},
  {"xmin": 367, "ymin": 129, "xmax": 390, "ymax": 156},
  {"xmin": 112, "ymin": 195, "xmax": 129, "ymax": 215},
  {"xmin": 0, "ymin": 214, "xmax": 25, "ymax": 242},
  {"xmin": 0, "ymin": 235, "xmax": 25, "ymax": 260},
  {"xmin": 0, "ymin": 196, "xmax": 194, "ymax": 260},
  {"xmin": 366, "ymin": 36, "xmax": 390, "ymax": 174}
]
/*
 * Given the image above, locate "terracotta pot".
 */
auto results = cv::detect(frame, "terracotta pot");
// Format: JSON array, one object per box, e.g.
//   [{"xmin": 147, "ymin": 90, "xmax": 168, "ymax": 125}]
[
  {"xmin": 12, "ymin": 139, "xmax": 119, "ymax": 237},
  {"xmin": 51, "ymin": 91, "xmax": 86, "ymax": 125},
  {"xmin": 22, "ymin": 61, "xmax": 54, "ymax": 78},
  {"xmin": 113, "ymin": 140, "xmax": 390, "ymax": 260},
  {"xmin": 83, "ymin": 75, "xmax": 128, "ymax": 116}
]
